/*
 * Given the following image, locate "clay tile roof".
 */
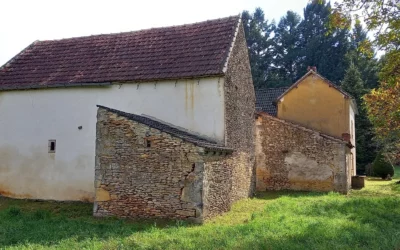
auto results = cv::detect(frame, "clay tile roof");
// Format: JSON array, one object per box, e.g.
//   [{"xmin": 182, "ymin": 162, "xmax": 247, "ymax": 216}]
[
  {"xmin": 0, "ymin": 16, "xmax": 239, "ymax": 90},
  {"xmin": 97, "ymin": 105, "xmax": 233, "ymax": 153},
  {"xmin": 256, "ymin": 70, "xmax": 358, "ymax": 116},
  {"xmin": 255, "ymin": 87, "xmax": 289, "ymax": 116}
]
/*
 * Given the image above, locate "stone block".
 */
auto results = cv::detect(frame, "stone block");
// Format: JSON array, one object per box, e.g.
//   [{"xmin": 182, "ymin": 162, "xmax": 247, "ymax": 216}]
[{"xmin": 95, "ymin": 188, "xmax": 111, "ymax": 201}]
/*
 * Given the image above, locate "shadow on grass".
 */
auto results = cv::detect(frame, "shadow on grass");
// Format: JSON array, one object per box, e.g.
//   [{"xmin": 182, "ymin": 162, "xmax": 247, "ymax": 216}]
[
  {"xmin": 1, "ymin": 190, "xmax": 400, "ymax": 249},
  {"xmin": 366, "ymin": 177, "xmax": 388, "ymax": 182},
  {"xmin": 0, "ymin": 196, "xmax": 192, "ymax": 248},
  {"xmin": 121, "ymin": 195, "xmax": 400, "ymax": 249},
  {"xmin": 392, "ymin": 182, "xmax": 400, "ymax": 192},
  {"xmin": 255, "ymin": 190, "xmax": 328, "ymax": 200}
]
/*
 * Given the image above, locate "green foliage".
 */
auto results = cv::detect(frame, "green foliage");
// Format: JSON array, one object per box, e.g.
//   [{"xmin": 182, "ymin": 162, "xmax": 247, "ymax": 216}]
[
  {"xmin": 273, "ymin": 11, "xmax": 302, "ymax": 85},
  {"xmin": 373, "ymin": 152, "xmax": 395, "ymax": 179},
  {"xmin": 32, "ymin": 209, "xmax": 51, "ymax": 220},
  {"xmin": 6, "ymin": 206, "xmax": 21, "ymax": 217},
  {"xmin": 333, "ymin": 0, "xmax": 400, "ymax": 158},
  {"xmin": 332, "ymin": 0, "xmax": 399, "ymax": 52},
  {"xmin": 241, "ymin": 9, "xmax": 276, "ymax": 88},
  {"xmin": 0, "ymin": 173, "xmax": 400, "ymax": 249},
  {"xmin": 342, "ymin": 63, "xmax": 366, "ymax": 100},
  {"xmin": 345, "ymin": 21, "xmax": 380, "ymax": 89},
  {"xmin": 341, "ymin": 64, "xmax": 378, "ymax": 170},
  {"xmin": 243, "ymin": 0, "xmax": 352, "ymax": 88},
  {"xmin": 243, "ymin": 1, "xmax": 382, "ymax": 171},
  {"xmin": 298, "ymin": 0, "xmax": 350, "ymax": 84},
  {"xmin": 364, "ymin": 82, "xmax": 400, "ymax": 161}
]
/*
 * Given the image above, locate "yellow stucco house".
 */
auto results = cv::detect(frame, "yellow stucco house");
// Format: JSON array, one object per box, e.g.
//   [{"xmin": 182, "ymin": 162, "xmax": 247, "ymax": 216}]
[
  {"xmin": 276, "ymin": 69, "xmax": 357, "ymax": 175},
  {"xmin": 255, "ymin": 68, "xmax": 357, "ymax": 193}
]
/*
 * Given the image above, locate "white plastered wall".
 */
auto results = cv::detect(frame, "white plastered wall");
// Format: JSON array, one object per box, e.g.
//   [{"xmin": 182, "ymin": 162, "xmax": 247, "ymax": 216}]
[
  {"xmin": 0, "ymin": 77, "xmax": 225, "ymax": 201},
  {"xmin": 349, "ymin": 103, "xmax": 356, "ymax": 176}
]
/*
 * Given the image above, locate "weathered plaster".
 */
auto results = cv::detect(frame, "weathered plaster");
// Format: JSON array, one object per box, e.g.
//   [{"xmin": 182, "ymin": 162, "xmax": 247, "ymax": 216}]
[
  {"xmin": 277, "ymin": 74, "xmax": 350, "ymax": 139},
  {"xmin": 0, "ymin": 77, "xmax": 224, "ymax": 201},
  {"xmin": 255, "ymin": 113, "xmax": 350, "ymax": 193}
]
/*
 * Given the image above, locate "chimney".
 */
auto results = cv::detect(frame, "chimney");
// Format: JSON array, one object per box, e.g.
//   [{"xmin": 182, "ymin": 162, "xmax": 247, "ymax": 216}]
[{"xmin": 307, "ymin": 66, "xmax": 317, "ymax": 72}]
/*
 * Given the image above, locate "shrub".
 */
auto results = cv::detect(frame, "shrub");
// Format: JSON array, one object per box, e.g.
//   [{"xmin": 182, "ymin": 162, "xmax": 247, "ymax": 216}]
[{"xmin": 372, "ymin": 152, "xmax": 395, "ymax": 179}]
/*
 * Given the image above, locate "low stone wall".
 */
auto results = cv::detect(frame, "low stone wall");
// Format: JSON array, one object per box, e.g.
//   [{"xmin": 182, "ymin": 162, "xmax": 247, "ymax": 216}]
[
  {"xmin": 202, "ymin": 160, "xmax": 232, "ymax": 219},
  {"xmin": 255, "ymin": 113, "xmax": 350, "ymax": 193},
  {"xmin": 201, "ymin": 152, "xmax": 254, "ymax": 220}
]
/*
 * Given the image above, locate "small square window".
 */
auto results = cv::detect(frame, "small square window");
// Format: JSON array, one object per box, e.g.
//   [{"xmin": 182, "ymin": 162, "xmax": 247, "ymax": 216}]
[
  {"xmin": 48, "ymin": 140, "xmax": 56, "ymax": 153},
  {"xmin": 146, "ymin": 139, "xmax": 151, "ymax": 148}
]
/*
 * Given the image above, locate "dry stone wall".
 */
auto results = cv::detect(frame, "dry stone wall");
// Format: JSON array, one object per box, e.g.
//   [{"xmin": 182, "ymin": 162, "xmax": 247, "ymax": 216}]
[
  {"xmin": 94, "ymin": 107, "xmax": 255, "ymax": 222},
  {"xmin": 255, "ymin": 113, "xmax": 351, "ymax": 193},
  {"xmin": 94, "ymin": 108, "xmax": 207, "ymax": 221},
  {"xmin": 223, "ymin": 21, "xmax": 256, "ymax": 203}
]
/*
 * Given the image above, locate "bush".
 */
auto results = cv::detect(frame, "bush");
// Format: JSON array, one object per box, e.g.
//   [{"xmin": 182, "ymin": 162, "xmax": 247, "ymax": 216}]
[{"xmin": 372, "ymin": 152, "xmax": 395, "ymax": 179}]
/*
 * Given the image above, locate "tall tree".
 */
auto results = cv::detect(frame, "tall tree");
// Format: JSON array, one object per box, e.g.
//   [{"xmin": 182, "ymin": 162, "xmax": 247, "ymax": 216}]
[
  {"xmin": 341, "ymin": 63, "xmax": 377, "ymax": 170},
  {"xmin": 333, "ymin": 0, "xmax": 400, "ymax": 158},
  {"xmin": 364, "ymin": 82, "xmax": 400, "ymax": 162},
  {"xmin": 345, "ymin": 20, "xmax": 380, "ymax": 89},
  {"xmin": 242, "ymin": 8, "xmax": 275, "ymax": 88},
  {"xmin": 298, "ymin": 0, "xmax": 350, "ymax": 83},
  {"xmin": 273, "ymin": 11, "xmax": 302, "ymax": 85}
]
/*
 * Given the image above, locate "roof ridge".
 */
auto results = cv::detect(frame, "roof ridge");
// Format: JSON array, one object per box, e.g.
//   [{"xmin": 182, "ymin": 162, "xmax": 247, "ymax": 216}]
[
  {"xmin": 37, "ymin": 15, "xmax": 240, "ymax": 43},
  {"xmin": 256, "ymin": 86, "xmax": 290, "ymax": 90}
]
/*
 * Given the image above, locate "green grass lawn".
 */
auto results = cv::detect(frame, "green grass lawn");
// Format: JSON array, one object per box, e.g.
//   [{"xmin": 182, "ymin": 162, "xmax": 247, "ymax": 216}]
[{"xmin": 1, "ymin": 167, "xmax": 400, "ymax": 250}]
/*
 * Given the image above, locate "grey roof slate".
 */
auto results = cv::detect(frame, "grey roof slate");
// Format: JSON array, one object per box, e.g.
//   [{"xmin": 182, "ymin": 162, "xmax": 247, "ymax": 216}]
[
  {"xmin": 255, "ymin": 87, "xmax": 289, "ymax": 116},
  {"xmin": 98, "ymin": 105, "xmax": 233, "ymax": 153}
]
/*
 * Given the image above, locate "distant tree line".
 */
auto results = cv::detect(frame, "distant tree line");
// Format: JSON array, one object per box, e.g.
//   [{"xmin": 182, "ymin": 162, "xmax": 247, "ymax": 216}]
[{"xmin": 242, "ymin": 0, "xmax": 384, "ymax": 171}]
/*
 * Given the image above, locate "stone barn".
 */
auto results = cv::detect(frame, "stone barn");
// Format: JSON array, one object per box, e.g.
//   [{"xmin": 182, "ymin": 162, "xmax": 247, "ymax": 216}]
[
  {"xmin": 0, "ymin": 15, "xmax": 255, "ymax": 221},
  {"xmin": 255, "ymin": 69, "xmax": 357, "ymax": 193}
]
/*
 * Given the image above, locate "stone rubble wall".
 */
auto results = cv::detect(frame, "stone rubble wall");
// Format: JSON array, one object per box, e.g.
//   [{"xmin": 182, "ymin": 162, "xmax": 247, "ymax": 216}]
[
  {"xmin": 255, "ymin": 113, "xmax": 350, "ymax": 193},
  {"xmin": 94, "ymin": 108, "xmax": 207, "ymax": 221},
  {"xmin": 94, "ymin": 108, "xmax": 244, "ymax": 222},
  {"xmin": 223, "ymin": 21, "xmax": 256, "ymax": 203},
  {"xmin": 202, "ymin": 158, "xmax": 232, "ymax": 219}
]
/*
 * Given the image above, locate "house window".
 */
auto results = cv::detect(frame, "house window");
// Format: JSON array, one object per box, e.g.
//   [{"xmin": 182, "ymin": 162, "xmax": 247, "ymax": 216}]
[{"xmin": 48, "ymin": 140, "xmax": 56, "ymax": 153}]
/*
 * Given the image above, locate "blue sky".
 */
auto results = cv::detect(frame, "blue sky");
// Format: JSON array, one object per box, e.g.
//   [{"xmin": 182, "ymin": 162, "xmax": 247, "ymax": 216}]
[{"xmin": 0, "ymin": 0, "xmax": 310, "ymax": 65}]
